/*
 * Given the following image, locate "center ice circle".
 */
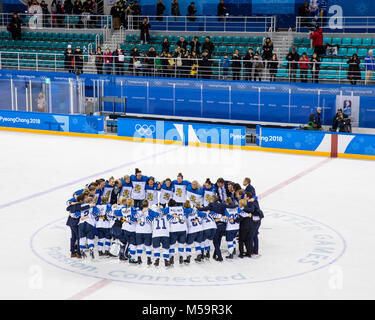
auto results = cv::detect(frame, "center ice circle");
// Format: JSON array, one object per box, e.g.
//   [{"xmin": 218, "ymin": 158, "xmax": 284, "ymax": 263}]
[{"xmin": 30, "ymin": 208, "xmax": 346, "ymax": 287}]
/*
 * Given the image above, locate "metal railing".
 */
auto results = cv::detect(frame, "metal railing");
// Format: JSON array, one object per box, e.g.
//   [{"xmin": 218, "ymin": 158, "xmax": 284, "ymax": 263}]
[
  {"xmin": 296, "ymin": 16, "xmax": 375, "ymax": 33},
  {"xmin": 1, "ymin": 50, "xmax": 374, "ymax": 85},
  {"xmin": 0, "ymin": 13, "xmax": 112, "ymax": 29},
  {"xmin": 123, "ymin": 15, "xmax": 276, "ymax": 32},
  {"xmin": 1, "ymin": 13, "xmax": 274, "ymax": 32}
]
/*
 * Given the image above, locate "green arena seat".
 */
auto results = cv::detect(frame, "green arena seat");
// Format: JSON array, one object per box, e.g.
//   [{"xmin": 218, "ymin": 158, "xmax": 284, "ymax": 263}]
[
  {"xmin": 342, "ymin": 38, "xmax": 352, "ymax": 46},
  {"xmin": 351, "ymin": 38, "xmax": 361, "ymax": 46}
]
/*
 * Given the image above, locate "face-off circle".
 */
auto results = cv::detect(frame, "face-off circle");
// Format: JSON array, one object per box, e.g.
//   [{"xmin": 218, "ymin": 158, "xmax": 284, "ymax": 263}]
[{"xmin": 30, "ymin": 208, "xmax": 346, "ymax": 287}]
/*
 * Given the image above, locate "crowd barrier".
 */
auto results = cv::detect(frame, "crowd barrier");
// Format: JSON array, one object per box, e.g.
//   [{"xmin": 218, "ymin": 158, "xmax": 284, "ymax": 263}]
[
  {"xmin": 0, "ymin": 109, "xmax": 374, "ymax": 160},
  {"xmin": 117, "ymin": 117, "xmax": 246, "ymax": 148},
  {"xmin": 257, "ymin": 125, "xmax": 375, "ymax": 160},
  {"xmin": 1, "ymin": 69, "xmax": 375, "ymax": 128},
  {"xmin": 0, "ymin": 110, "xmax": 104, "ymax": 134}
]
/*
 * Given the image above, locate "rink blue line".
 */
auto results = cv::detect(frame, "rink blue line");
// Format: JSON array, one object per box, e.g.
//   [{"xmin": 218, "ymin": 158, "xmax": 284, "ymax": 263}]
[{"xmin": 0, "ymin": 146, "xmax": 180, "ymax": 211}]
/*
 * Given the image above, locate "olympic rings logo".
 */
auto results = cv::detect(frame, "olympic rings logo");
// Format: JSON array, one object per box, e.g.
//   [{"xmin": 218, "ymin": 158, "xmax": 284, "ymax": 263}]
[{"xmin": 134, "ymin": 124, "xmax": 156, "ymax": 136}]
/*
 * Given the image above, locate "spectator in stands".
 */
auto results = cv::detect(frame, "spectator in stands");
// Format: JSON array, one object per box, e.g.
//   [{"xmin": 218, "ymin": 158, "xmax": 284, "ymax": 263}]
[
  {"xmin": 159, "ymin": 51, "xmax": 168, "ymax": 76},
  {"xmin": 174, "ymin": 46, "xmax": 185, "ymax": 77},
  {"xmin": 113, "ymin": 46, "xmax": 125, "ymax": 75},
  {"xmin": 231, "ymin": 49, "xmax": 241, "ymax": 81},
  {"xmin": 63, "ymin": 0, "xmax": 73, "ymax": 14},
  {"xmin": 190, "ymin": 51, "xmax": 199, "ymax": 78},
  {"xmin": 51, "ymin": 0, "xmax": 57, "ymax": 27},
  {"xmin": 139, "ymin": 18, "xmax": 151, "ymax": 44},
  {"xmin": 347, "ymin": 54, "xmax": 361, "ymax": 85},
  {"xmin": 364, "ymin": 50, "xmax": 375, "ymax": 85},
  {"xmin": 162, "ymin": 36, "xmax": 170, "ymax": 53},
  {"xmin": 130, "ymin": 46, "xmax": 140, "ymax": 75},
  {"xmin": 187, "ymin": 2, "xmax": 197, "ymax": 22},
  {"xmin": 120, "ymin": 2, "xmax": 131, "ymax": 29},
  {"xmin": 156, "ymin": 0, "xmax": 166, "ymax": 21},
  {"xmin": 176, "ymin": 37, "xmax": 188, "ymax": 50},
  {"xmin": 40, "ymin": 0, "xmax": 49, "ymax": 27},
  {"xmin": 132, "ymin": 1, "xmax": 142, "ymax": 28},
  {"xmin": 217, "ymin": 0, "xmax": 227, "ymax": 21},
  {"xmin": 146, "ymin": 46, "xmax": 157, "ymax": 76},
  {"xmin": 286, "ymin": 47, "xmax": 300, "ymax": 82},
  {"xmin": 200, "ymin": 50, "xmax": 212, "ymax": 79},
  {"xmin": 189, "ymin": 36, "xmax": 201, "ymax": 55},
  {"xmin": 103, "ymin": 47, "xmax": 113, "ymax": 74},
  {"xmin": 310, "ymin": 52, "xmax": 320, "ymax": 84},
  {"xmin": 244, "ymin": 48, "xmax": 254, "ymax": 81},
  {"xmin": 95, "ymin": 47, "xmax": 103, "ymax": 74},
  {"xmin": 299, "ymin": 52, "xmax": 310, "ymax": 83},
  {"xmin": 261, "ymin": 37, "xmax": 273, "ymax": 64},
  {"xmin": 309, "ymin": 24, "xmax": 324, "ymax": 57},
  {"xmin": 298, "ymin": 1, "xmax": 310, "ymax": 27},
  {"xmin": 221, "ymin": 54, "xmax": 230, "ymax": 80},
  {"xmin": 202, "ymin": 36, "xmax": 215, "ymax": 58},
  {"xmin": 7, "ymin": 13, "xmax": 22, "ymax": 40},
  {"xmin": 134, "ymin": 56, "xmax": 143, "ymax": 76},
  {"xmin": 111, "ymin": 2, "xmax": 122, "ymax": 30},
  {"xmin": 83, "ymin": 0, "xmax": 95, "ymax": 28},
  {"xmin": 74, "ymin": 46, "xmax": 84, "ymax": 75},
  {"xmin": 181, "ymin": 50, "xmax": 191, "ymax": 78},
  {"xmin": 154, "ymin": 54, "xmax": 162, "ymax": 75},
  {"xmin": 64, "ymin": 45, "xmax": 75, "ymax": 73},
  {"xmin": 166, "ymin": 52, "xmax": 175, "ymax": 77},
  {"xmin": 56, "ymin": 0, "xmax": 64, "ymax": 27},
  {"xmin": 171, "ymin": 0, "xmax": 180, "ymax": 21},
  {"xmin": 72, "ymin": 0, "xmax": 83, "ymax": 15},
  {"xmin": 252, "ymin": 51, "xmax": 263, "ymax": 81},
  {"xmin": 268, "ymin": 53, "xmax": 278, "ymax": 82}
]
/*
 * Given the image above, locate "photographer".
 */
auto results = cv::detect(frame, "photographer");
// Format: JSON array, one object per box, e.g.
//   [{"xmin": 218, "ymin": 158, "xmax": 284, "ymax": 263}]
[
  {"xmin": 307, "ymin": 107, "xmax": 322, "ymax": 130},
  {"xmin": 332, "ymin": 109, "xmax": 351, "ymax": 133}
]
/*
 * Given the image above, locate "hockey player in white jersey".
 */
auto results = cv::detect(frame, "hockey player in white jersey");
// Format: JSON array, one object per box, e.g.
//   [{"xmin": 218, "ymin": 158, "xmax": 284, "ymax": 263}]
[
  {"xmin": 133, "ymin": 199, "xmax": 159, "ymax": 265},
  {"xmin": 172, "ymin": 173, "xmax": 190, "ymax": 205},
  {"xmin": 102, "ymin": 177, "xmax": 115, "ymax": 200},
  {"xmin": 203, "ymin": 178, "xmax": 217, "ymax": 207},
  {"xmin": 186, "ymin": 180, "xmax": 204, "ymax": 207},
  {"xmin": 159, "ymin": 199, "xmax": 188, "ymax": 265},
  {"xmin": 224, "ymin": 198, "xmax": 244, "ymax": 259},
  {"xmin": 77, "ymin": 197, "xmax": 99, "ymax": 259},
  {"xmin": 114, "ymin": 198, "xmax": 138, "ymax": 263},
  {"xmin": 158, "ymin": 178, "xmax": 173, "ymax": 208},
  {"xmin": 145, "ymin": 177, "xmax": 159, "ymax": 207},
  {"xmin": 183, "ymin": 201, "xmax": 207, "ymax": 263},
  {"xmin": 118, "ymin": 175, "xmax": 133, "ymax": 201},
  {"xmin": 95, "ymin": 196, "xmax": 112, "ymax": 257},
  {"xmin": 131, "ymin": 168, "xmax": 149, "ymax": 208},
  {"xmin": 195, "ymin": 202, "xmax": 217, "ymax": 259},
  {"xmin": 148, "ymin": 205, "xmax": 174, "ymax": 267}
]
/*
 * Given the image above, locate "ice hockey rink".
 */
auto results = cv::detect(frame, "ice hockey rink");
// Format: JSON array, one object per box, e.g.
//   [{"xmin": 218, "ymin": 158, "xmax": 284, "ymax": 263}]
[{"xmin": 0, "ymin": 130, "xmax": 374, "ymax": 300}]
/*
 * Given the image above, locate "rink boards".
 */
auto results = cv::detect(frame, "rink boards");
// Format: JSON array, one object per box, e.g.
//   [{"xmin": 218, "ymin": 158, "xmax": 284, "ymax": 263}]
[{"xmin": 1, "ymin": 110, "xmax": 375, "ymax": 160}]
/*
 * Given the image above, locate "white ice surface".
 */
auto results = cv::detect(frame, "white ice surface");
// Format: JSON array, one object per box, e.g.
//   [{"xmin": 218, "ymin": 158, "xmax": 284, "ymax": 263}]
[{"xmin": 0, "ymin": 130, "xmax": 374, "ymax": 300}]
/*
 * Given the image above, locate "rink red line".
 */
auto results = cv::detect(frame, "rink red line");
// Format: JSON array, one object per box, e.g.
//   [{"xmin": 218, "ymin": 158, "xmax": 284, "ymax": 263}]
[
  {"xmin": 258, "ymin": 157, "xmax": 332, "ymax": 200},
  {"xmin": 67, "ymin": 279, "xmax": 112, "ymax": 300},
  {"xmin": 66, "ymin": 157, "xmax": 332, "ymax": 300}
]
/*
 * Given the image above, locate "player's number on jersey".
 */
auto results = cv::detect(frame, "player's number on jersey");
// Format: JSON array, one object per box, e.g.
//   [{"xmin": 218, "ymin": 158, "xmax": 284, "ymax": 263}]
[{"xmin": 155, "ymin": 218, "xmax": 167, "ymax": 230}]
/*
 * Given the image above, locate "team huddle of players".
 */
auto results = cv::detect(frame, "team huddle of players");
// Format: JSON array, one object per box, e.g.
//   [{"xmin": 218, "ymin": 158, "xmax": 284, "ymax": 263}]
[{"xmin": 66, "ymin": 168, "xmax": 263, "ymax": 267}]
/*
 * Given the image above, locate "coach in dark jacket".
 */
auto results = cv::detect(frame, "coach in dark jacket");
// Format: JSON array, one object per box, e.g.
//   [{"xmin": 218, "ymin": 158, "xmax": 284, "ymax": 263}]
[{"xmin": 214, "ymin": 177, "xmax": 231, "ymax": 203}]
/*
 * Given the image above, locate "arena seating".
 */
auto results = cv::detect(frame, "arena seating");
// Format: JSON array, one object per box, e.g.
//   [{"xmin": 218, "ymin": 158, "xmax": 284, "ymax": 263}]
[
  {"xmin": 275, "ymin": 35, "xmax": 375, "ymax": 81},
  {"xmin": 0, "ymin": 31, "xmax": 103, "ymax": 69},
  {"xmin": 121, "ymin": 34, "xmax": 265, "ymax": 77}
]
